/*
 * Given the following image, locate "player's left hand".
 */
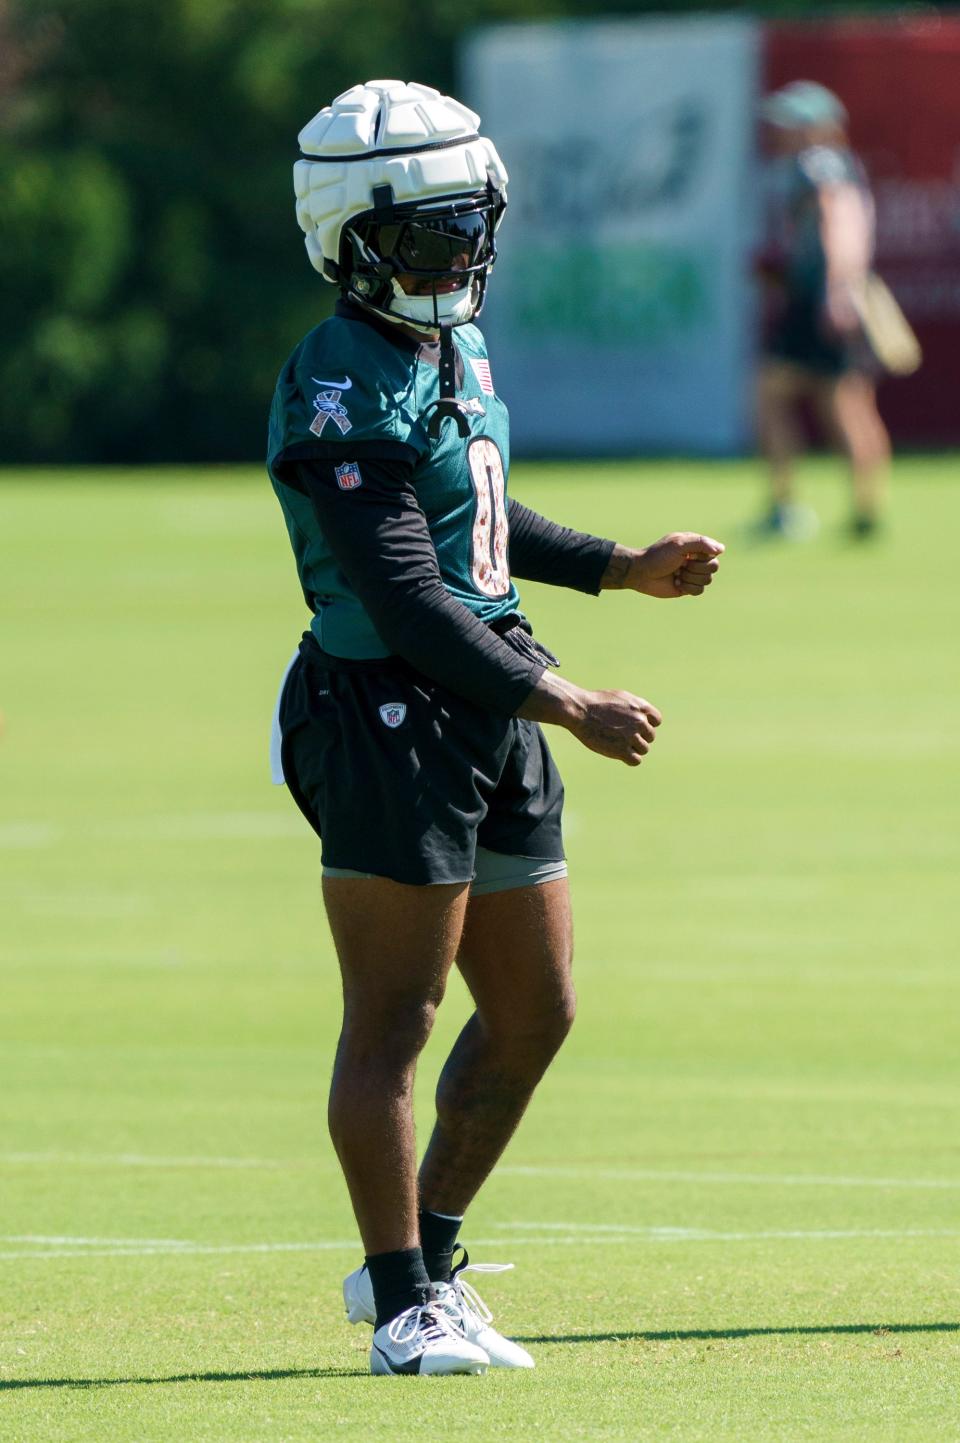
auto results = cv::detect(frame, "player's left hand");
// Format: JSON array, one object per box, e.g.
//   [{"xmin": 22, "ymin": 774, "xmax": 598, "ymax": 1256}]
[
  {"xmin": 628, "ymin": 533, "xmax": 725, "ymax": 599},
  {"xmin": 823, "ymin": 278, "xmax": 863, "ymax": 339}
]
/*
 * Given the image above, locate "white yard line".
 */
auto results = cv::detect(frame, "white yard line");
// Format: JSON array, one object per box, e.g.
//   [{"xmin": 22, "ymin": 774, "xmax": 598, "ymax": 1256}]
[
  {"xmin": 96, "ymin": 812, "xmax": 304, "ymax": 842},
  {"xmin": 491, "ymin": 1222, "xmax": 960, "ymax": 1241},
  {"xmin": 0, "ymin": 1240, "xmax": 359, "ymax": 1260},
  {"xmin": 0, "ymin": 1152, "xmax": 287, "ymax": 1169},
  {"xmin": 1, "ymin": 1235, "xmax": 193, "ymax": 1247},
  {"xmin": 498, "ymin": 1165, "xmax": 960, "ymax": 1190},
  {"xmin": 5, "ymin": 1152, "xmax": 960, "ymax": 1191},
  {"xmin": 0, "ymin": 812, "xmax": 302, "ymax": 847},
  {"xmin": 2, "ymin": 1227, "xmax": 959, "ymax": 1262},
  {"xmin": 0, "ymin": 823, "xmax": 63, "ymax": 849}
]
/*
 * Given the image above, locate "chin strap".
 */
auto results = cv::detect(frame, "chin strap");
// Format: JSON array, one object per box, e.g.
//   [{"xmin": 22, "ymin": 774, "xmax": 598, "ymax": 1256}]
[{"xmin": 424, "ymin": 325, "xmax": 471, "ymax": 439}]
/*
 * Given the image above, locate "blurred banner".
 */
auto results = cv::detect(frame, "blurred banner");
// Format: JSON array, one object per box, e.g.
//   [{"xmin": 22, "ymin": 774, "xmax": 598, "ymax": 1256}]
[
  {"xmin": 465, "ymin": 19, "xmax": 759, "ymax": 454},
  {"xmin": 467, "ymin": 14, "xmax": 960, "ymax": 455},
  {"xmin": 766, "ymin": 16, "xmax": 960, "ymax": 446}
]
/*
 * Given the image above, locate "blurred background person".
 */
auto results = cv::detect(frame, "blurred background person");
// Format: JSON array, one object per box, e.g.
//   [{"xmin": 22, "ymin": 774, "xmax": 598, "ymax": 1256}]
[{"xmin": 754, "ymin": 80, "xmax": 891, "ymax": 541}]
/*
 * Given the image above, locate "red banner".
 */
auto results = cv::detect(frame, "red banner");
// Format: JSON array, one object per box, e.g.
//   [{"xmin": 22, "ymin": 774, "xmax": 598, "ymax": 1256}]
[{"xmin": 765, "ymin": 16, "xmax": 960, "ymax": 443}]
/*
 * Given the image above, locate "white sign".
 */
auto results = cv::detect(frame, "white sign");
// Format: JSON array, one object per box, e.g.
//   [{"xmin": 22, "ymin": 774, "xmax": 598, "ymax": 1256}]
[{"xmin": 465, "ymin": 17, "xmax": 758, "ymax": 453}]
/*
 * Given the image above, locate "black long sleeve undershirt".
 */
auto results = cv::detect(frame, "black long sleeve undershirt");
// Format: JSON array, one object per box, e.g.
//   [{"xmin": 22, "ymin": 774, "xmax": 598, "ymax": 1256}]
[
  {"xmin": 287, "ymin": 452, "xmax": 615, "ymax": 716},
  {"xmin": 507, "ymin": 499, "xmax": 615, "ymax": 594},
  {"xmin": 293, "ymin": 455, "xmax": 544, "ymax": 716}
]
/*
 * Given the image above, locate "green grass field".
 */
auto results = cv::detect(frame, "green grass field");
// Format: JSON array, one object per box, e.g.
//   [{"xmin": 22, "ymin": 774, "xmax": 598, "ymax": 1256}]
[{"xmin": 2, "ymin": 458, "xmax": 958, "ymax": 1441}]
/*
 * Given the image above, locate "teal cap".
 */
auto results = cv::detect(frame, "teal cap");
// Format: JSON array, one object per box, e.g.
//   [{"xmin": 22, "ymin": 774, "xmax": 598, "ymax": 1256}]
[{"xmin": 759, "ymin": 80, "xmax": 848, "ymax": 130}]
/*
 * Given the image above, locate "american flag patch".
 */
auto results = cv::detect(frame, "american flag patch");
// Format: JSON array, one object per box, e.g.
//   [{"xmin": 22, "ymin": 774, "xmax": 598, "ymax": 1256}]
[
  {"xmin": 470, "ymin": 357, "xmax": 495, "ymax": 395},
  {"xmin": 334, "ymin": 461, "xmax": 362, "ymax": 491}
]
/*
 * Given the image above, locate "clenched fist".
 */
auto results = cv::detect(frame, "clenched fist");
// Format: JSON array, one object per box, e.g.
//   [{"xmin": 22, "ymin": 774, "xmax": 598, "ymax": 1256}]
[
  {"xmin": 519, "ymin": 676, "xmax": 662, "ymax": 768},
  {"xmin": 604, "ymin": 533, "xmax": 725, "ymax": 599},
  {"xmin": 568, "ymin": 688, "xmax": 661, "ymax": 766}
]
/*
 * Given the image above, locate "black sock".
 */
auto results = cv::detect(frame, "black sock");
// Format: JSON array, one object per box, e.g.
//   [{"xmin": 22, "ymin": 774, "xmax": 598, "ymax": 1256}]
[
  {"xmin": 365, "ymin": 1246, "xmax": 434, "ymax": 1330},
  {"xmin": 418, "ymin": 1209, "xmax": 464, "ymax": 1284}
]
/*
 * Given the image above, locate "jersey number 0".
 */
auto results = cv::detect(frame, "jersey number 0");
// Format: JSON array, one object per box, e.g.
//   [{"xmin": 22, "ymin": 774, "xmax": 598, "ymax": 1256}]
[{"xmin": 467, "ymin": 438, "xmax": 510, "ymax": 598}]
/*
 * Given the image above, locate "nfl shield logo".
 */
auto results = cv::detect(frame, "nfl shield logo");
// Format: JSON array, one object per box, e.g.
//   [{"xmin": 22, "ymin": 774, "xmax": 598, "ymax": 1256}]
[
  {"xmin": 334, "ymin": 461, "xmax": 363, "ymax": 491},
  {"xmin": 378, "ymin": 702, "xmax": 406, "ymax": 728}
]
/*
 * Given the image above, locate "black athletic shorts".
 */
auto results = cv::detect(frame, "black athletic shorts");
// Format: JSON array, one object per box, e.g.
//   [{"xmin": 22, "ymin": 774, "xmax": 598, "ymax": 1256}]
[
  {"xmin": 278, "ymin": 628, "xmax": 565, "ymax": 887},
  {"xmin": 766, "ymin": 292, "xmax": 853, "ymax": 377}
]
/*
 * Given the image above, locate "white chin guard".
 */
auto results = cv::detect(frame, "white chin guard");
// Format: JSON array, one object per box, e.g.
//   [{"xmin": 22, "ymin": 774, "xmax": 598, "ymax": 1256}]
[{"xmin": 386, "ymin": 278, "xmax": 478, "ymax": 330}]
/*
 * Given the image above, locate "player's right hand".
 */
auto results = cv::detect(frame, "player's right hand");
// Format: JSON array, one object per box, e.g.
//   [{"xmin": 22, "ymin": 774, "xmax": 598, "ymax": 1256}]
[{"xmin": 570, "ymin": 689, "xmax": 661, "ymax": 766}]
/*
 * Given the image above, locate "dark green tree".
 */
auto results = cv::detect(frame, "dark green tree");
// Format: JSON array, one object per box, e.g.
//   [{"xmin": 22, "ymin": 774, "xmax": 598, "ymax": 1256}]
[{"xmin": 0, "ymin": 0, "xmax": 931, "ymax": 462}]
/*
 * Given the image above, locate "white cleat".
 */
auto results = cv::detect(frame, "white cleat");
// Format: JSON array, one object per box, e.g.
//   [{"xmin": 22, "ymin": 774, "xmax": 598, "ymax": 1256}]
[
  {"xmin": 437, "ymin": 1257, "xmax": 535, "ymax": 1370},
  {"xmin": 343, "ymin": 1253, "xmax": 534, "ymax": 1370},
  {"xmin": 370, "ymin": 1303, "xmax": 488, "ymax": 1376},
  {"xmin": 343, "ymin": 1262, "xmax": 378, "ymax": 1325}
]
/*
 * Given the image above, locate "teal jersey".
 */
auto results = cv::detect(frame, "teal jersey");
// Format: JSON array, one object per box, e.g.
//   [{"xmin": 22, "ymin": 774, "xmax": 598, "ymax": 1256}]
[
  {"xmin": 267, "ymin": 307, "xmax": 521, "ymax": 660},
  {"xmin": 783, "ymin": 146, "xmax": 871, "ymax": 299}
]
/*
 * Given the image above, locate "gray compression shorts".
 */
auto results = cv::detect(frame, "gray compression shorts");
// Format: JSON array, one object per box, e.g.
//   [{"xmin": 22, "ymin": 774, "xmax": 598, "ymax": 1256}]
[{"xmin": 323, "ymin": 846, "xmax": 568, "ymax": 896}]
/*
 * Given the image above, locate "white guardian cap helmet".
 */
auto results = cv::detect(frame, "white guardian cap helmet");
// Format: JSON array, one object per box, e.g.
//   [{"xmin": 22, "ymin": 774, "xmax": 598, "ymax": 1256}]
[{"xmin": 294, "ymin": 80, "xmax": 508, "ymax": 335}]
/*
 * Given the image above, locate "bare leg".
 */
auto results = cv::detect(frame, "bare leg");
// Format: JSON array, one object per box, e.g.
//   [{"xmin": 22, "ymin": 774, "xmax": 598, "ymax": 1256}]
[
  {"xmin": 757, "ymin": 361, "xmax": 807, "ymax": 509},
  {"xmin": 814, "ymin": 371, "xmax": 891, "ymax": 525},
  {"xmin": 418, "ymin": 878, "xmax": 575, "ymax": 1216},
  {"xmin": 323, "ymin": 875, "xmax": 470, "ymax": 1255}
]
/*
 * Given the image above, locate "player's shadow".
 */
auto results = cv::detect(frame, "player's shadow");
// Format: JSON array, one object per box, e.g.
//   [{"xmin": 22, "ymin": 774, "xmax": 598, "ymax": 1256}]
[
  {"xmin": 516, "ymin": 1321, "xmax": 959, "ymax": 1345},
  {"xmin": 0, "ymin": 1365, "xmax": 367, "ymax": 1392},
  {"xmin": 6, "ymin": 1323, "xmax": 958, "ymax": 1388}
]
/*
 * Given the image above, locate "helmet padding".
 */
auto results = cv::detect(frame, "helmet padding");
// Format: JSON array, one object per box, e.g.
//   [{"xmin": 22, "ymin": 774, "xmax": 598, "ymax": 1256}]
[{"xmin": 294, "ymin": 80, "xmax": 507, "ymax": 329}]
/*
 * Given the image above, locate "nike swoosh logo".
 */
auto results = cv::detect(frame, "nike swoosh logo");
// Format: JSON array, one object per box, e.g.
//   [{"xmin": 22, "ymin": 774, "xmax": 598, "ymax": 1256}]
[
  {"xmin": 311, "ymin": 377, "xmax": 352, "ymax": 391},
  {"xmin": 372, "ymin": 1342, "xmax": 422, "ymax": 1375}
]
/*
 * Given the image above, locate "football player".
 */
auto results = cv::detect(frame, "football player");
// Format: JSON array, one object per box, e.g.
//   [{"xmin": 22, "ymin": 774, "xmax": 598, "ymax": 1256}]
[
  {"xmin": 755, "ymin": 80, "xmax": 891, "ymax": 539},
  {"xmin": 268, "ymin": 80, "xmax": 724, "ymax": 1376}
]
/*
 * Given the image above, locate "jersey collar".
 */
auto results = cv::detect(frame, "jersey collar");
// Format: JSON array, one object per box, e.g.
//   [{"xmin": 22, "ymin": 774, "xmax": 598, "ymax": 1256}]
[
  {"xmin": 335, "ymin": 299, "xmax": 464, "ymax": 385},
  {"xmin": 336, "ymin": 298, "xmax": 427, "ymax": 356}
]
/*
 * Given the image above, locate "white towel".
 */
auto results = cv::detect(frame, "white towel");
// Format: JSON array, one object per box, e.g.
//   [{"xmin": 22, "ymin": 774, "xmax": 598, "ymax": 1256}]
[{"xmin": 269, "ymin": 649, "xmax": 301, "ymax": 785}]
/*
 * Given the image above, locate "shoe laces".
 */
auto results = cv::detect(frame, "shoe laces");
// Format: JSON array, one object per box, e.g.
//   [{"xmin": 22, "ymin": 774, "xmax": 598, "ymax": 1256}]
[
  {"xmin": 386, "ymin": 1303, "xmax": 460, "ymax": 1350},
  {"xmin": 440, "ymin": 1248, "xmax": 515, "ymax": 1329}
]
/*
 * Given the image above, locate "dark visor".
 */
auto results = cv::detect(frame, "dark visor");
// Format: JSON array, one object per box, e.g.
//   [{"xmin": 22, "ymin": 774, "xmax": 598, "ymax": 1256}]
[{"xmin": 372, "ymin": 210, "xmax": 491, "ymax": 275}]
